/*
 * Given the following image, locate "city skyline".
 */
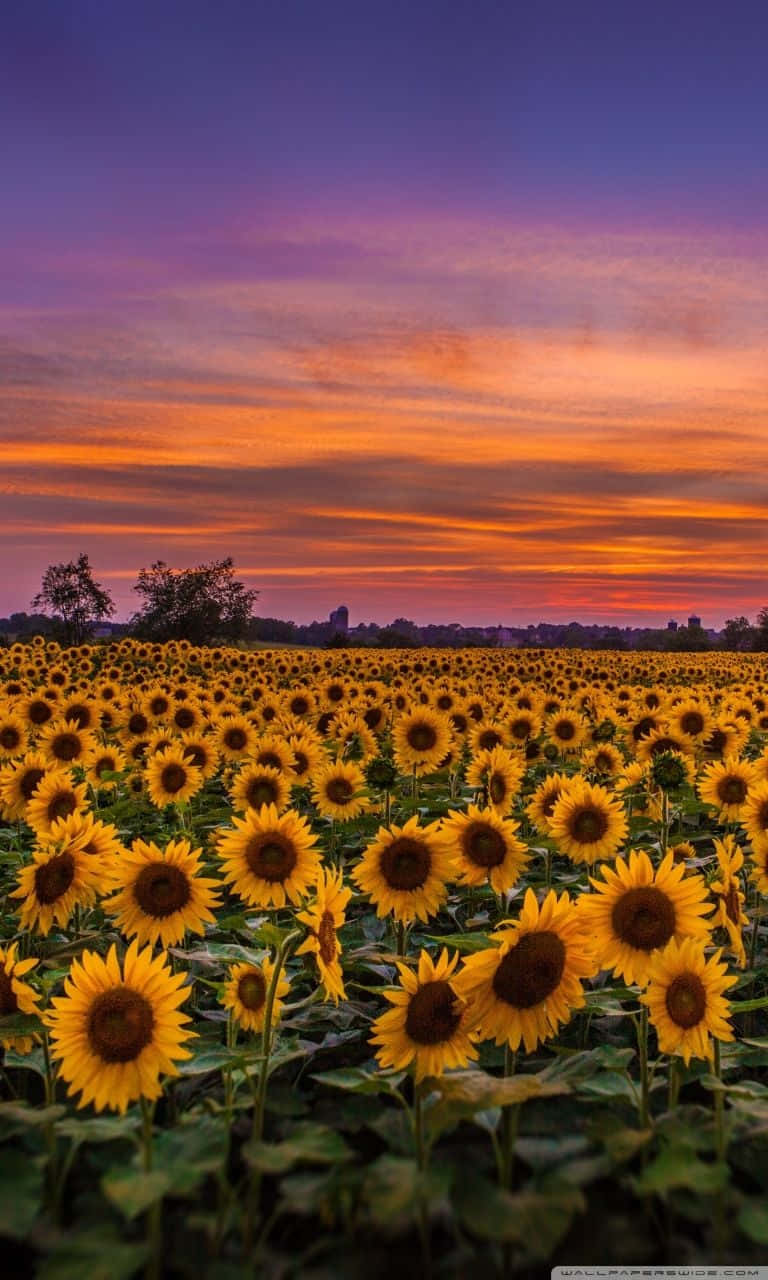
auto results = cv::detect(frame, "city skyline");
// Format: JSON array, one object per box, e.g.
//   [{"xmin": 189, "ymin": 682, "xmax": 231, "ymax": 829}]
[{"xmin": 3, "ymin": 2, "xmax": 768, "ymax": 628}]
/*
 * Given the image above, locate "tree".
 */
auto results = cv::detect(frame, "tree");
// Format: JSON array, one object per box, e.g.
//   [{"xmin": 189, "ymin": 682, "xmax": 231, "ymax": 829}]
[
  {"xmin": 32, "ymin": 554, "xmax": 115, "ymax": 646},
  {"xmin": 130, "ymin": 558, "xmax": 258, "ymax": 645},
  {"xmin": 721, "ymin": 616, "xmax": 755, "ymax": 651}
]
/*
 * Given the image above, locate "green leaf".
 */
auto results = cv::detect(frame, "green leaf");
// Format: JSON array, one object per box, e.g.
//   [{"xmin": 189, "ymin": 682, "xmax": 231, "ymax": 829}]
[
  {"xmin": 101, "ymin": 1167, "xmax": 171, "ymax": 1219},
  {"xmin": 575, "ymin": 1071, "xmax": 638, "ymax": 1104},
  {"xmin": 430, "ymin": 1068, "xmax": 570, "ymax": 1109},
  {"xmin": 362, "ymin": 1154, "xmax": 450, "ymax": 1226},
  {"xmin": 55, "ymin": 1113, "xmax": 140, "ymax": 1144},
  {"xmin": 632, "ymin": 1145, "xmax": 730, "ymax": 1196},
  {"xmin": 152, "ymin": 1116, "xmax": 229, "ymax": 1194},
  {"xmin": 311, "ymin": 1065, "xmax": 407, "ymax": 1097},
  {"xmin": 0, "ymin": 1149, "xmax": 44, "ymax": 1238},
  {"xmin": 35, "ymin": 1231, "xmax": 149, "ymax": 1280},
  {"xmin": 453, "ymin": 1172, "xmax": 584, "ymax": 1257},
  {"xmin": 0, "ymin": 1101, "xmax": 66, "ymax": 1128},
  {"xmin": 0, "ymin": 1010, "xmax": 45, "ymax": 1035},
  {"xmin": 243, "ymin": 1122, "xmax": 354, "ymax": 1173},
  {"xmin": 422, "ymin": 932, "xmax": 493, "ymax": 953},
  {"xmin": 739, "ymin": 1197, "xmax": 768, "ymax": 1244}
]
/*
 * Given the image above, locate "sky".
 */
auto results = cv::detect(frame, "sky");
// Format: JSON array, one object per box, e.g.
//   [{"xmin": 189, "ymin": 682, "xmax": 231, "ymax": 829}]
[{"xmin": 2, "ymin": 0, "xmax": 768, "ymax": 629}]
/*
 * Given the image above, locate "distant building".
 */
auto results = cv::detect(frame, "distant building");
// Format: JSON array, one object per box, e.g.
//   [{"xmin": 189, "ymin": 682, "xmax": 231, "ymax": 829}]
[
  {"xmin": 329, "ymin": 605, "xmax": 349, "ymax": 634},
  {"xmin": 667, "ymin": 619, "xmax": 678, "ymax": 631},
  {"xmin": 688, "ymin": 614, "xmax": 702, "ymax": 629}
]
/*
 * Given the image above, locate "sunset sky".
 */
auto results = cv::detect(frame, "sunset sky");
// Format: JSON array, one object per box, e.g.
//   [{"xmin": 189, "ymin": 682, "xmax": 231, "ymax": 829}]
[{"xmin": 3, "ymin": 1, "xmax": 768, "ymax": 628}]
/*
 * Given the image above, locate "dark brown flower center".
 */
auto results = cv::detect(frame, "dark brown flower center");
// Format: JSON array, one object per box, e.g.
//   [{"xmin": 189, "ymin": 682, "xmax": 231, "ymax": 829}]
[
  {"xmin": 327, "ymin": 684, "xmax": 344, "ymax": 703},
  {"xmin": 680, "ymin": 711, "xmax": 704, "ymax": 736},
  {"xmin": 325, "ymin": 776, "xmax": 353, "ymax": 805},
  {"xmin": 757, "ymin": 800, "xmax": 768, "ymax": 830},
  {"xmin": 34, "ymin": 852, "xmax": 76, "ymax": 904},
  {"xmin": 510, "ymin": 719, "xmax": 531, "ymax": 741},
  {"xmin": 224, "ymin": 727, "xmax": 247, "ymax": 751},
  {"xmin": 128, "ymin": 712, "xmax": 149, "ymax": 736},
  {"xmin": 150, "ymin": 696, "xmax": 170, "ymax": 716},
  {"xmin": 568, "ymin": 805, "xmax": 609, "ymax": 843},
  {"xmin": 612, "ymin": 886, "xmax": 676, "ymax": 950},
  {"xmin": 492, "ymin": 931, "xmax": 566, "ymax": 1008},
  {"xmin": 87, "ymin": 986, "xmax": 155, "ymax": 1063},
  {"xmin": 718, "ymin": 776, "xmax": 747, "ymax": 806},
  {"xmin": 20, "ymin": 767, "xmax": 45, "ymax": 801},
  {"xmin": 293, "ymin": 750, "xmax": 309, "ymax": 776},
  {"xmin": 632, "ymin": 716, "xmax": 657, "ymax": 742},
  {"xmin": 175, "ymin": 707, "xmax": 195, "ymax": 730},
  {"xmin": 478, "ymin": 729, "xmax": 503, "ymax": 751},
  {"xmin": 238, "ymin": 970, "xmax": 266, "ymax": 1010},
  {"xmin": 47, "ymin": 791, "xmax": 77, "ymax": 823},
  {"xmin": 705, "ymin": 728, "xmax": 727, "ymax": 754},
  {"xmin": 406, "ymin": 723, "xmax": 437, "ymax": 752},
  {"xmin": 463, "ymin": 822, "xmax": 507, "ymax": 868},
  {"xmin": 542, "ymin": 788, "xmax": 562, "ymax": 818},
  {"xmin": 0, "ymin": 966, "xmax": 19, "ymax": 1017},
  {"xmin": 160, "ymin": 763, "xmax": 188, "ymax": 795},
  {"xmin": 183, "ymin": 744, "xmax": 206, "ymax": 768},
  {"xmin": 554, "ymin": 720, "xmax": 576, "ymax": 741},
  {"xmin": 245, "ymin": 835, "xmax": 297, "ymax": 882},
  {"xmin": 318, "ymin": 910, "xmax": 337, "ymax": 965},
  {"xmin": 257, "ymin": 751, "xmax": 282, "ymax": 771},
  {"xmin": 133, "ymin": 863, "xmax": 191, "ymax": 917},
  {"xmin": 489, "ymin": 772, "xmax": 507, "ymax": 805},
  {"xmin": 65, "ymin": 704, "xmax": 91, "ymax": 729},
  {"xmin": 290, "ymin": 696, "xmax": 310, "ymax": 716},
  {"xmin": 52, "ymin": 732, "xmax": 80, "ymax": 762},
  {"xmin": 379, "ymin": 837, "xmax": 431, "ymax": 890},
  {"xmin": 94, "ymin": 755, "xmax": 117, "ymax": 777},
  {"xmin": 364, "ymin": 706, "xmax": 383, "ymax": 731},
  {"xmin": 29, "ymin": 700, "xmax": 53, "ymax": 725},
  {"xmin": 404, "ymin": 979, "xmax": 461, "ymax": 1044},
  {"xmin": 0, "ymin": 726, "xmax": 21, "ymax": 750},
  {"xmin": 665, "ymin": 973, "xmax": 706, "ymax": 1029},
  {"xmin": 245, "ymin": 777, "xmax": 278, "ymax": 808}
]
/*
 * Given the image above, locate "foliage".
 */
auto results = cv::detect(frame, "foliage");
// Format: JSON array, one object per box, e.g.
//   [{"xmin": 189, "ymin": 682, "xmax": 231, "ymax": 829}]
[
  {"xmin": 129, "ymin": 557, "xmax": 258, "ymax": 644},
  {"xmin": 31, "ymin": 554, "xmax": 115, "ymax": 646}
]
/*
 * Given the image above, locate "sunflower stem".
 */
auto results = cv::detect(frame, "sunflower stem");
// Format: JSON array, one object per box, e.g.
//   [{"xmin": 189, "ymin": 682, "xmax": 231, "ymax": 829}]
[
  {"xmin": 712, "ymin": 1038, "xmax": 728, "ymax": 1258},
  {"xmin": 412, "ymin": 1081, "xmax": 433, "ymax": 1280},
  {"xmin": 41, "ymin": 1032, "xmax": 59, "ymax": 1215},
  {"xmin": 411, "ymin": 766, "xmax": 418, "ymax": 802},
  {"xmin": 395, "ymin": 919, "xmax": 407, "ymax": 957},
  {"xmin": 667, "ymin": 1055, "xmax": 681, "ymax": 1111},
  {"xmin": 499, "ymin": 1045, "xmax": 518, "ymax": 1190},
  {"xmin": 140, "ymin": 1097, "xmax": 162, "ymax": 1280},
  {"xmin": 244, "ymin": 929, "xmax": 301, "ymax": 1257},
  {"xmin": 637, "ymin": 1005, "xmax": 650, "ymax": 1129}
]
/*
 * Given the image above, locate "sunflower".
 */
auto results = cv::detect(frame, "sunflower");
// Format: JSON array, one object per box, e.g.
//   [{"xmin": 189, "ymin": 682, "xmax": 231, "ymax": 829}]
[
  {"xmin": 39, "ymin": 717, "xmax": 92, "ymax": 767},
  {"xmin": 84, "ymin": 743, "xmax": 127, "ymax": 791},
  {"xmin": 549, "ymin": 779, "xmax": 628, "ymax": 866},
  {"xmin": 635, "ymin": 727, "xmax": 695, "ymax": 765},
  {"xmin": 668, "ymin": 699, "xmax": 711, "ymax": 742},
  {"xmin": 710, "ymin": 835, "xmax": 749, "ymax": 968},
  {"xmin": 214, "ymin": 713, "xmax": 257, "ymax": 762},
  {"xmin": 179, "ymin": 731, "xmax": 220, "ymax": 780},
  {"xmin": 0, "ymin": 710, "xmax": 28, "ymax": 759},
  {"xmin": 0, "ymin": 750, "xmax": 53, "ymax": 822},
  {"xmin": 641, "ymin": 937, "xmax": 735, "ymax": 1065},
  {"xmin": 670, "ymin": 840, "xmax": 697, "ymax": 864},
  {"xmin": 103, "ymin": 837, "xmax": 220, "ymax": 947},
  {"xmin": 251, "ymin": 732, "xmax": 296, "ymax": 775},
  {"xmin": 19, "ymin": 692, "xmax": 57, "ymax": 730},
  {"xmin": 221, "ymin": 957, "xmax": 290, "ymax": 1033},
  {"xmin": 466, "ymin": 745, "xmax": 525, "ymax": 816},
  {"xmin": 546, "ymin": 710, "xmax": 587, "ymax": 754},
  {"xmin": 469, "ymin": 720, "xmax": 510, "ymax": 755},
  {"xmin": 454, "ymin": 889, "xmax": 595, "ymax": 1052},
  {"xmin": 47, "ymin": 810, "xmax": 125, "ymax": 892},
  {"xmin": 581, "ymin": 743, "xmax": 624, "ymax": 779},
  {"xmin": 12, "ymin": 839, "xmax": 101, "ymax": 936},
  {"xmin": 740, "ymin": 779, "xmax": 768, "ymax": 850},
  {"xmin": 216, "ymin": 804, "xmax": 321, "ymax": 908},
  {"xmin": 353, "ymin": 814, "xmax": 454, "ymax": 923},
  {"xmin": 701, "ymin": 717, "xmax": 749, "ymax": 760},
  {"xmin": 525, "ymin": 771, "xmax": 571, "ymax": 835},
  {"xmin": 0, "ymin": 943, "xmax": 42, "ymax": 1055},
  {"xmin": 370, "ymin": 949, "xmax": 479, "ymax": 1082},
  {"xmin": 698, "ymin": 756, "xmax": 757, "ymax": 822},
  {"xmin": 578, "ymin": 850, "xmax": 713, "ymax": 986},
  {"xmin": 311, "ymin": 758, "xmax": 368, "ymax": 821},
  {"xmin": 392, "ymin": 707, "xmax": 453, "ymax": 776},
  {"xmin": 25, "ymin": 770, "xmax": 90, "ymax": 836},
  {"xmin": 286, "ymin": 733, "xmax": 323, "ymax": 785},
  {"xmin": 331, "ymin": 712, "xmax": 378, "ymax": 763},
  {"xmin": 45, "ymin": 941, "xmax": 195, "ymax": 1113},
  {"xmin": 439, "ymin": 804, "xmax": 530, "ymax": 893},
  {"xmin": 145, "ymin": 745, "xmax": 203, "ymax": 809},
  {"xmin": 228, "ymin": 762, "xmax": 288, "ymax": 814},
  {"xmin": 296, "ymin": 866, "xmax": 352, "ymax": 1003}
]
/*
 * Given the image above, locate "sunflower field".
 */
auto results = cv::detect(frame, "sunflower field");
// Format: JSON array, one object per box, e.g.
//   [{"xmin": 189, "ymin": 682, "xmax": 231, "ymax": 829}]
[{"xmin": 3, "ymin": 638, "xmax": 768, "ymax": 1278}]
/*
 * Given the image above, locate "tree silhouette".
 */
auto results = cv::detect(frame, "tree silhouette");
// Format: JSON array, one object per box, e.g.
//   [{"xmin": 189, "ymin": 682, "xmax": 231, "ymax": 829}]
[
  {"xmin": 32, "ymin": 554, "xmax": 115, "ymax": 646},
  {"xmin": 130, "ymin": 558, "xmax": 258, "ymax": 644}
]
